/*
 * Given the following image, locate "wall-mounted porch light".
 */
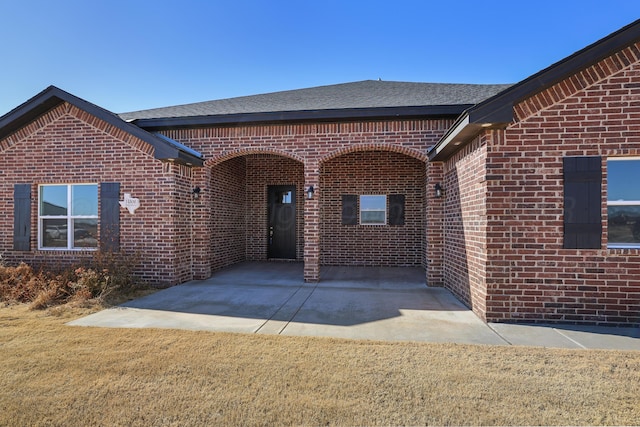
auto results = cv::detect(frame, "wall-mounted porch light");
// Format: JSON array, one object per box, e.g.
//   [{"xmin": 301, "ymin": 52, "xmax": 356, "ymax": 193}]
[
  {"xmin": 192, "ymin": 186, "xmax": 201, "ymax": 199},
  {"xmin": 307, "ymin": 185, "xmax": 315, "ymax": 200},
  {"xmin": 434, "ymin": 183, "xmax": 444, "ymax": 198}
]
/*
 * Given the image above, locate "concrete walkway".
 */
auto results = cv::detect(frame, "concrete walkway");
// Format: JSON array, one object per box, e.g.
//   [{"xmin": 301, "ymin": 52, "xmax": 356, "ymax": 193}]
[{"xmin": 69, "ymin": 262, "xmax": 640, "ymax": 350}]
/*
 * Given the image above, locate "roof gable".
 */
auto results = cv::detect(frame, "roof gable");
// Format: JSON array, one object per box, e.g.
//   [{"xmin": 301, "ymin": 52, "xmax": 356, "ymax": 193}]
[
  {"xmin": 0, "ymin": 86, "xmax": 203, "ymax": 166},
  {"xmin": 429, "ymin": 19, "xmax": 640, "ymax": 161}
]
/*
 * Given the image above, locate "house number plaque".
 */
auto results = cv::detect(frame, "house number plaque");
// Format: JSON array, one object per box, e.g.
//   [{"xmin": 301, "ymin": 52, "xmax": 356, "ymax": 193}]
[{"xmin": 119, "ymin": 193, "xmax": 140, "ymax": 214}]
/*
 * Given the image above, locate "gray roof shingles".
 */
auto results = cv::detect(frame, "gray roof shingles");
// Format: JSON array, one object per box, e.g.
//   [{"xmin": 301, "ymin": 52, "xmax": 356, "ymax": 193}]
[{"xmin": 119, "ymin": 80, "xmax": 512, "ymax": 121}]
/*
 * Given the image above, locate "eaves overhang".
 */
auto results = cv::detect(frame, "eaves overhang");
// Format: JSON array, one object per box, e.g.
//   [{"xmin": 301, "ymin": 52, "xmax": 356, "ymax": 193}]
[
  {"xmin": 429, "ymin": 18, "xmax": 640, "ymax": 162},
  {"xmin": 128, "ymin": 104, "xmax": 471, "ymax": 131},
  {"xmin": 0, "ymin": 86, "xmax": 204, "ymax": 167},
  {"xmin": 428, "ymin": 108, "xmax": 510, "ymax": 161}
]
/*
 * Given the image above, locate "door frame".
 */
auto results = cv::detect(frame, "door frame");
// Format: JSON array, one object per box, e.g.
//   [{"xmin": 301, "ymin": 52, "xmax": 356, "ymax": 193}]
[{"xmin": 267, "ymin": 185, "xmax": 297, "ymax": 259}]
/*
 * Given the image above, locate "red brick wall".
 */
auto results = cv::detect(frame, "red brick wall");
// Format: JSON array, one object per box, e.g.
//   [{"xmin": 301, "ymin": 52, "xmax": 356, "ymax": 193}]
[
  {"xmin": 320, "ymin": 151, "xmax": 425, "ymax": 267},
  {"xmin": 191, "ymin": 166, "xmax": 212, "ymax": 279},
  {"xmin": 165, "ymin": 119, "xmax": 449, "ymax": 280},
  {"xmin": 0, "ymin": 102, "xmax": 192, "ymax": 286},
  {"xmin": 1, "ymin": 107, "xmax": 449, "ymax": 284},
  {"xmin": 165, "ymin": 120, "xmax": 450, "ymax": 162},
  {"xmin": 209, "ymin": 157, "xmax": 247, "ymax": 271},
  {"xmin": 163, "ymin": 162, "xmax": 195, "ymax": 284},
  {"xmin": 425, "ymin": 161, "xmax": 444, "ymax": 285},
  {"xmin": 443, "ymin": 136, "xmax": 489, "ymax": 318},
  {"xmin": 482, "ymin": 42, "xmax": 640, "ymax": 325}
]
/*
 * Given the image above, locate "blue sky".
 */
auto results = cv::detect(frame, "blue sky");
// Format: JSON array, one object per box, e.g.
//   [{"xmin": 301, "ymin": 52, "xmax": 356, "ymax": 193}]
[{"xmin": 0, "ymin": 1, "xmax": 638, "ymax": 116}]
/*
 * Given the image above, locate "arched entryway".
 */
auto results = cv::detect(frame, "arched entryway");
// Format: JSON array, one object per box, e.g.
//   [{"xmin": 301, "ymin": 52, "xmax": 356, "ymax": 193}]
[
  {"xmin": 319, "ymin": 148, "xmax": 427, "ymax": 271},
  {"xmin": 207, "ymin": 152, "xmax": 305, "ymax": 272}
]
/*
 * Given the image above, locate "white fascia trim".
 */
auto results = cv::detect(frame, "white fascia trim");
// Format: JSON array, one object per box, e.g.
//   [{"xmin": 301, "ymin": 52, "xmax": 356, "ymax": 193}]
[{"xmin": 433, "ymin": 113, "xmax": 470, "ymax": 158}]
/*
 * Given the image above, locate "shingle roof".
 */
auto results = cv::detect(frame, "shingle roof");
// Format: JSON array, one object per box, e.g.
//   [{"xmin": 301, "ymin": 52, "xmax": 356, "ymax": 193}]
[{"xmin": 119, "ymin": 80, "xmax": 512, "ymax": 121}]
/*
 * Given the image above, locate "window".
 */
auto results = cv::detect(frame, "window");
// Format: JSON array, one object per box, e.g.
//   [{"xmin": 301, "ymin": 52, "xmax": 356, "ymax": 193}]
[
  {"xmin": 607, "ymin": 158, "xmax": 640, "ymax": 248},
  {"xmin": 342, "ymin": 194, "xmax": 404, "ymax": 226},
  {"xmin": 360, "ymin": 195, "xmax": 386, "ymax": 225},
  {"xmin": 276, "ymin": 190, "xmax": 292, "ymax": 204},
  {"xmin": 39, "ymin": 184, "xmax": 98, "ymax": 249}
]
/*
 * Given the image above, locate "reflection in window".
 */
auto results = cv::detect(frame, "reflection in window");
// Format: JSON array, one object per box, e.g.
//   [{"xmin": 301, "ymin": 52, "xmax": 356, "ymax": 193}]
[
  {"xmin": 39, "ymin": 184, "xmax": 98, "ymax": 250},
  {"xmin": 40, "ymin": 185, "xmax": 68, "ymax": 215},
  {"xmin": 277, "ymin": 191, "xmax": 292, "ymax": 204},
  {"xmin": 360, "ymin": 195, "xmax": 386, "ymax": 225},
  {"xmin": 72, "ymin": 185, "xmax": 98, "ymax": 216},
  {"xmin": 607, "ymin": 158, "xmax": 640, "ymax": 247}
]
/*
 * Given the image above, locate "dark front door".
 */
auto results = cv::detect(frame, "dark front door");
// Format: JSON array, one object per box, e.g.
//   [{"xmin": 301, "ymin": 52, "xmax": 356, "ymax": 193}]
[{"xmin": 268, "ymin": 185, "xmax": 296, "ymax": 259}]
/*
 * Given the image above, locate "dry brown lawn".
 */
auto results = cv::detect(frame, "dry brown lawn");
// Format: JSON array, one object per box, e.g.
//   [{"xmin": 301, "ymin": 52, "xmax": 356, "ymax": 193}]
[{"xmin": 1, "ymin": 304, "xmax": 639, "ymax": 426}]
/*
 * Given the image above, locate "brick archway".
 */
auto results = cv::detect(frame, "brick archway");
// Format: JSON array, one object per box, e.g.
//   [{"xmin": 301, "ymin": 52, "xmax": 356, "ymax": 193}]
[
  {"xmin": 205, "ymin": 152, "xmax": 305, "ymax": 274},
  {"xmin": 319, "ymin": 143, "xmax": 428, "ymax": 166},
  {"xmin": 205, "ymin": 147, "xmax": 304, "ymax": 168},
  {"xmin": 319, "ymin": 148, "xmax": 427, "ymax": 271}
]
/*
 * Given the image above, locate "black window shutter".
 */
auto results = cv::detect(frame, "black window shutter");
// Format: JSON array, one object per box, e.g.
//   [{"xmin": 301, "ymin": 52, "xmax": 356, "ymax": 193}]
[
  {"xmin": 13, "ymin": 184, "xmax": 31, "ymax": 251},
  {"xmin": 100, "ymin": 182, "xmax": 121, "ymax": 251},
  {"xmin": 342, "ymin": 195, "xmax": 358, "ymax": 225},
  {"xmin": 388, "ymin": 194, "xmax": 405, "ymax": 226},
  {"xmin": 563, "ymin": 156, "xmax": 602, "ymax": 249}
]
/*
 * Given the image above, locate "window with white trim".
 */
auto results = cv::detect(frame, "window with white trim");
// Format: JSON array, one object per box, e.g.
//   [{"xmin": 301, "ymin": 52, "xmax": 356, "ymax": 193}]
[
  {"xmin": 359, "ymin": 195, "xmax": 386, "ymax": 225},
  {"xmin": 39, "ymin": 184, "xmax": 98, "ymax": 249},
  {"xmin": 607, "ymin": 158, "xmax": 640, "ymax": 248}
]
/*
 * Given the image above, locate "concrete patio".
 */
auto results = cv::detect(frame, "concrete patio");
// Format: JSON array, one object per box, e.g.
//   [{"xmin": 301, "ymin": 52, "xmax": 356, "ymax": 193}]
[{"xmin": 69, "ymin": 262, "xmax": 640, "ymax": 350}]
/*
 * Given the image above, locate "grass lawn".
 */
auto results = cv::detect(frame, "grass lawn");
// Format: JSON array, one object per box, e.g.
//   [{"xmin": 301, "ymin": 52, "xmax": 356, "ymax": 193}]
[{"xmin": 1, "ymin": 304, "xmax": 639, "ymax": 426}]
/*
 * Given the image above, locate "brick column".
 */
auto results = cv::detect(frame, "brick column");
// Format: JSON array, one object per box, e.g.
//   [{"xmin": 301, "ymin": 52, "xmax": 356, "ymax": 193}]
[
  {"xmin": 160, "ymin": 162, "xmax": 193, "ymax": 285},
  {"xmin": 426, "ymin": 161, "xmax": 444, "ymax": 286},
  {"xmin": 191, "ymin": 166, "xmax": 212, "ymax": 279},
  {"xmin": 303, "ymin": 161, "xmax": 320, "ymax": 282}
]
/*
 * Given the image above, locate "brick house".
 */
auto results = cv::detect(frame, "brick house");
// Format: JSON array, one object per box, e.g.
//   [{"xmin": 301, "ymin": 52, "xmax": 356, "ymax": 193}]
[{"xmin": 1, "ymin": 19, "xmax": 639, "ymax": 325}]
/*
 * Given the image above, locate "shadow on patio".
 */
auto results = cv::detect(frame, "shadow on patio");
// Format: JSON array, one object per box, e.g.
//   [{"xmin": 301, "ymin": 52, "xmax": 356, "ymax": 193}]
[{"xmin": 69, "ymin": 262, "xmax": 506, "ymax": 344}]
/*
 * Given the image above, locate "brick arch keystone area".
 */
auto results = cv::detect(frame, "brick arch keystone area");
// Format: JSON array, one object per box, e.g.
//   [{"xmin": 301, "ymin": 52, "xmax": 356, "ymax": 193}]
[
  {"xmin": 205, "ymin": 147, "xmax": 304, "ymax": 167},
  {"xmin": 319, "ymin": 143, "xmax": 428, "ymax": 165}
]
